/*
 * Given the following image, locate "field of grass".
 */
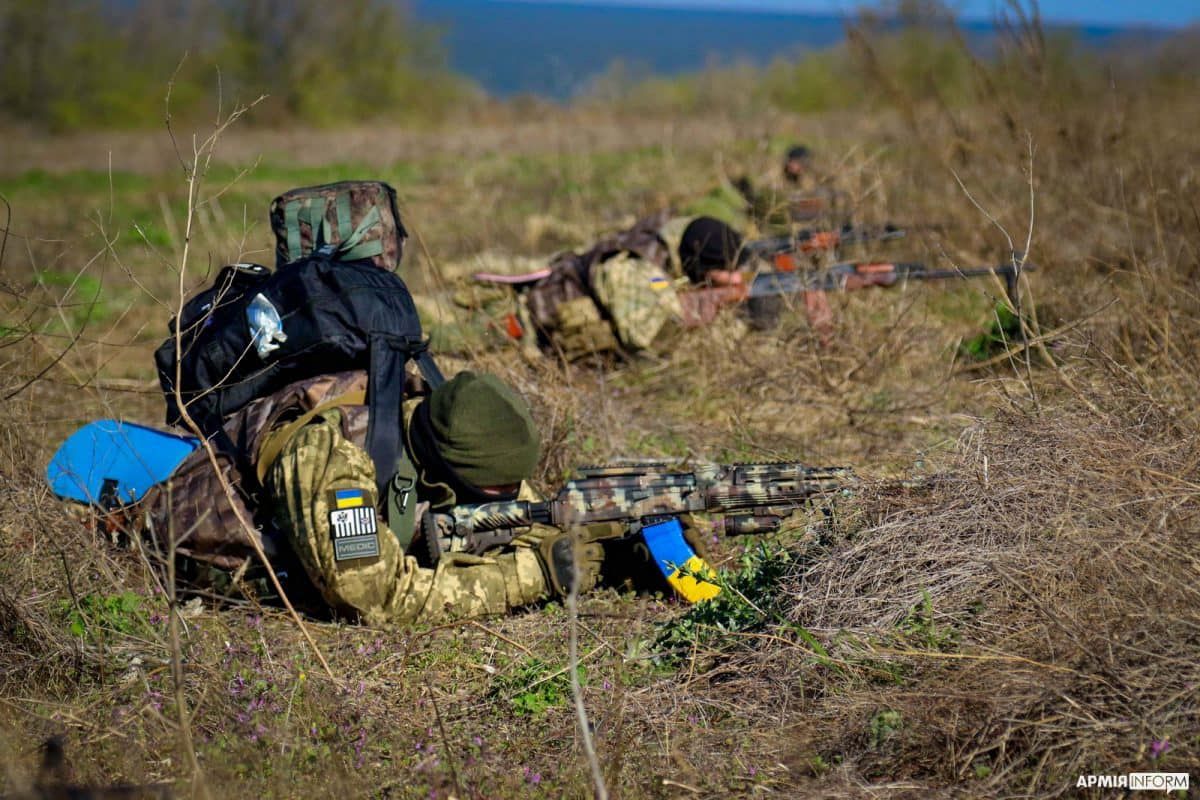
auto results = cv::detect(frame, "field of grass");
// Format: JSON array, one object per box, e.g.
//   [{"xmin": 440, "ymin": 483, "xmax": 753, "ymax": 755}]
[{"xmin": 1, "ymin": 59, "xmax": 1198, "ymax": 799}]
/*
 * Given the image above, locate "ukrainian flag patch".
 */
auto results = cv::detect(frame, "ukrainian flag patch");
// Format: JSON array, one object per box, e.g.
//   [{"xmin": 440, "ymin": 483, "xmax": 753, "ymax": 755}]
[
  {"xmin": 334, "ymin": 488, "xmax": 367, "ymax": 509},
  {"xmin": 328, "ymin": 487, "xmax": 379, "ymax": 561},
  {"xmin": 649, "ymin": 275, "xmax": 670, "ymax": 292}
]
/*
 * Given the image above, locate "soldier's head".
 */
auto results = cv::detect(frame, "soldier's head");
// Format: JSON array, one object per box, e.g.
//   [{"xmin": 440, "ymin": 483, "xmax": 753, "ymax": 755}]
[
  {"xmin": 679, "ymin": 216, "xmax": 746, "ymax": 284},
  {"xmin": 783, "ymin": 145, "xmax": 812, "ymax": 184},
  {"xmin": 407, "ymin": 371, "xmax": 540, "ymax": 503}
]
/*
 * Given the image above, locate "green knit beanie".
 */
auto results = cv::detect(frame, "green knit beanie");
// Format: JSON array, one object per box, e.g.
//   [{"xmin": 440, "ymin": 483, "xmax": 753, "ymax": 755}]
[{"xmin": 426, "ymin": 371, "xmax": 540, "ymax": 487}]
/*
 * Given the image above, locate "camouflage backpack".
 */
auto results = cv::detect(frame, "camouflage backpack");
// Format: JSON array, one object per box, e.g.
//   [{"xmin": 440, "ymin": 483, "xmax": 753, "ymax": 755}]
[{"xmin": 270, "ymin": 181, "xmax": 407, "ymax": 271}]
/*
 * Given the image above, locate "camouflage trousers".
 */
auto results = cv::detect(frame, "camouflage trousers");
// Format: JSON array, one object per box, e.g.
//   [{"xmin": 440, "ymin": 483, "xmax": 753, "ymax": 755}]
[{"xmin": 264, "ymin": 412, "xmax": 548, "ymax": 625}]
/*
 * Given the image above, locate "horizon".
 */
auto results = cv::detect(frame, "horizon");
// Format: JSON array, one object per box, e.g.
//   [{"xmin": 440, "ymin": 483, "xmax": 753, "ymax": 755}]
[
  {"xmin": 414, "ymin": 0, "xmax": 1188, "ymax": 98},
  {"xmin": 496, "ymin": 0, "xmax": 1197, "ymax": 30}
]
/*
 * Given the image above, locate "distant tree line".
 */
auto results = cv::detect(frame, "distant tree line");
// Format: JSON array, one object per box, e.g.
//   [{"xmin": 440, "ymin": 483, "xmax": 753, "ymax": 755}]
[
  {"xmin": 0, "ymin": 0, "xmax": 478, "ymax": 130},
  {"xmin": 580, "ymin": 3, "xmax": 1198, "ymax": 119},
  {"xmin": 2, "ymin": 0, "xmax": 1193, "ymax": 130}
]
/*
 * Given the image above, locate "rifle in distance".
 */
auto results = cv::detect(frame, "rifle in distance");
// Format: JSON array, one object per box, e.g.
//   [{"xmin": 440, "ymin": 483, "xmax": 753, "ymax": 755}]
[
  {"xmin": 679, "ymin": 258, "xmax": 1035, "ymax": 333},
  {"xmin": 420, "ymin": 461, "xmax": 853, "ymax": 601},
  {"xmin": 743, "ymin": 224, "xmax": 909, "ymax": 263}
]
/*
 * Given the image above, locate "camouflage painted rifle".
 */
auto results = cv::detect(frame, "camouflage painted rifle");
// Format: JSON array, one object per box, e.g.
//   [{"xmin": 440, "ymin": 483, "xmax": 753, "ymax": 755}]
[
  {"xmin": 679, "ymin": 259, "xmax": 1035, "ymax": 337},
  {"xmin": 421, "ymin": 461, "xmax": 852, "ymax": 601}
]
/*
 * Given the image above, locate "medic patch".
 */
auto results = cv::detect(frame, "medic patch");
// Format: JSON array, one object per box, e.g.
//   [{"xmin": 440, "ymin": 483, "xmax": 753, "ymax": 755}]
[{"xmin": 328, "ymin": 488, "xmax": 380, "ymax": 561}]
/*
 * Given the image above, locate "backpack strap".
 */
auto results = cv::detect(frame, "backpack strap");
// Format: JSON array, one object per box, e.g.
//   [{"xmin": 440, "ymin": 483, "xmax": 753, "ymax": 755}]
[
  {"xmin": 365, "ymin": 333, "xmax": 446, "ymax": 495},
  {"xmin": 284, "ymin": 199, "xmax": 303, "ymax": 263},
  {"xmin": 335, "ymin": 193, "xmax": 353, "ymax": 244},
  {"xmin": 365, "ymin": 334, "xmax": 412, "ymax": 499},
  {"xmin": 254, "ymin": 390, "xmax": 368, "ymax": 484},
  {"xmin": 285, "ymin": 198, "xmax": 331, "ymax": 261},
  {"xmin": 413, "ymin": 347, "xmax": 444, "ymax": 389},
  {"xmin": 334, "ymin": 206, "xmax": 385, "ymax": 262},
  {"xmin": 284, "ymin": 195, "xmax": 388, "ymax": 264}
]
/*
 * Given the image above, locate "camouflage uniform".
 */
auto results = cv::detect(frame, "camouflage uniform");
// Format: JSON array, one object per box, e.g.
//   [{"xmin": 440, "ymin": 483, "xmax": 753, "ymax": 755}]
[
  {"xmin": 437, "ymin": 216, "xmax": 690, "ymax": 360},
  {"xmin": 149, "ymin": 371, "xmax": 564, "ymax": 626},
  {"xmin": 262, "ymin": 400, "xmax": 551, "ymax": 625},
  {"xmin": 589, "ymin": 251, "xmax": 683, "ymax": 351},
  {"xmin": 683, "ymin": 146, "xmax": 849, "ymax": 237}
]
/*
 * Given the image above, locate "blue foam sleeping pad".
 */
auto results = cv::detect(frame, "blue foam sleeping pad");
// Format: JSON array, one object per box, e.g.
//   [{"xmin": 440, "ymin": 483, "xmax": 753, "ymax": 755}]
[{"xmin": 46, "ymin": 420, "xmax": 200, "ymax": 506}]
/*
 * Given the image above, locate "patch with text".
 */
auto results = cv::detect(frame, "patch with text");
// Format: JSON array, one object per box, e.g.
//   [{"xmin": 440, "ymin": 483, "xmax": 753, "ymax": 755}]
[{"xmin": 328, "ymin": 488, "xmax": 380, "ymax": 561}]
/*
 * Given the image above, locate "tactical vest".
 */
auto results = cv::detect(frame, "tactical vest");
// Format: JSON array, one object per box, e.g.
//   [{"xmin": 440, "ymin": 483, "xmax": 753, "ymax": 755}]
[{"xmin": 145, "ymin": 371, "xmax": 371, "ymax": 571}]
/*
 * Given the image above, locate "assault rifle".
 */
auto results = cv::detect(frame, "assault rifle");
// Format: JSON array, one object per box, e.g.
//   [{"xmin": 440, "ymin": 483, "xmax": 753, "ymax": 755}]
[
  {"xmin": 679, "ymin": 259, "xmax": 1034, "ymax": 336},
  {"xmin": 743, "ymin": 224, "xmax": 908, "ymax": 265},
  {"xmin": 420, "ymin": 461, "xmax": 852, "ymax": 602}
]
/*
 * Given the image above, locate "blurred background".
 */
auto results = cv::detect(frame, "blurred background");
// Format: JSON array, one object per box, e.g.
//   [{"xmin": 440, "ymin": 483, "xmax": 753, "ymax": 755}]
[{"xmin": 1, "ymin": 0, "xmax": 1195, "ymax": 129}]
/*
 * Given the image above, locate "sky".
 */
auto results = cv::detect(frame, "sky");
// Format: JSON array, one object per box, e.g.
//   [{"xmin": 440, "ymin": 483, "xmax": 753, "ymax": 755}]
[{"xmin": 510, "ymin": 0, "xmax": 1199, "ymax": 28}]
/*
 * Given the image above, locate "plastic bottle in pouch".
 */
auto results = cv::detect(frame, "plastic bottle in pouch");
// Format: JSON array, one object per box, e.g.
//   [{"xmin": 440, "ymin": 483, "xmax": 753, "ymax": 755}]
[{"xmin": 247, "ymin": 293, "xmax": 288, "ymax": 359}]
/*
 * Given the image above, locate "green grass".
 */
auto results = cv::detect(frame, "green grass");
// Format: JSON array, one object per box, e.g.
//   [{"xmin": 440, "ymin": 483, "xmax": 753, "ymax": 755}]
[
  {"xmin": 61, "ymin": 591, "xmax": 149, "ymax": 639},
  {"xmin": 489, "ymin": 656, "xmax": 587, "ymax": 717},
  {"xmin": 3, "ymin": 168, "xmax": 152, "ymax": 196},
  {"xmin": 205, "ymin": 159, "xmax": 427, "ymax": 189}
]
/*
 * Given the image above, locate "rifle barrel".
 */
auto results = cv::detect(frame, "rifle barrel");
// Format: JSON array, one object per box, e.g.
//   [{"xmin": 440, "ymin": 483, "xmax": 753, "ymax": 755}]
[{"xmin": 750, "ymin": 263, "xmax": 1033, "ymax": 298}]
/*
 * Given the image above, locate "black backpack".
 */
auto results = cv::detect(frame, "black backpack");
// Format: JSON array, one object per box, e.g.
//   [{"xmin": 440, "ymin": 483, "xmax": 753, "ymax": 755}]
[{"xmin": 155, "ymin": 255, "xmax": 444, "ymax": 494}]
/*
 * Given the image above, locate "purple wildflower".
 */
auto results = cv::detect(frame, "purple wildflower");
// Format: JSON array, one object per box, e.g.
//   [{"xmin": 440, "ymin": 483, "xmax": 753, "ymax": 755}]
[
  {"xmin": 1150, "ymin": 739, "xmax": 1171, "ymax": 759},
  {"xmin": 354, "ymin": 728, "xmax": 368, "ymax": 769}
]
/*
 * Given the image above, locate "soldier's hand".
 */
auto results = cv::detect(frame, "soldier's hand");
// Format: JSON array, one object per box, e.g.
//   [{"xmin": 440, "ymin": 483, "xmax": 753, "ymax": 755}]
[{"xmin": 516, "ymin": 523, "xmax": 615, "ymax": 597}]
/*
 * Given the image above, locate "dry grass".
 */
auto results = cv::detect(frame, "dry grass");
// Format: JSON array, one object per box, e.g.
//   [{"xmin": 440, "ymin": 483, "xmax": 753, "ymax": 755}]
[{"xmin": 0, "ymin": 53, "xmax": 1197, "ymax": 798}]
